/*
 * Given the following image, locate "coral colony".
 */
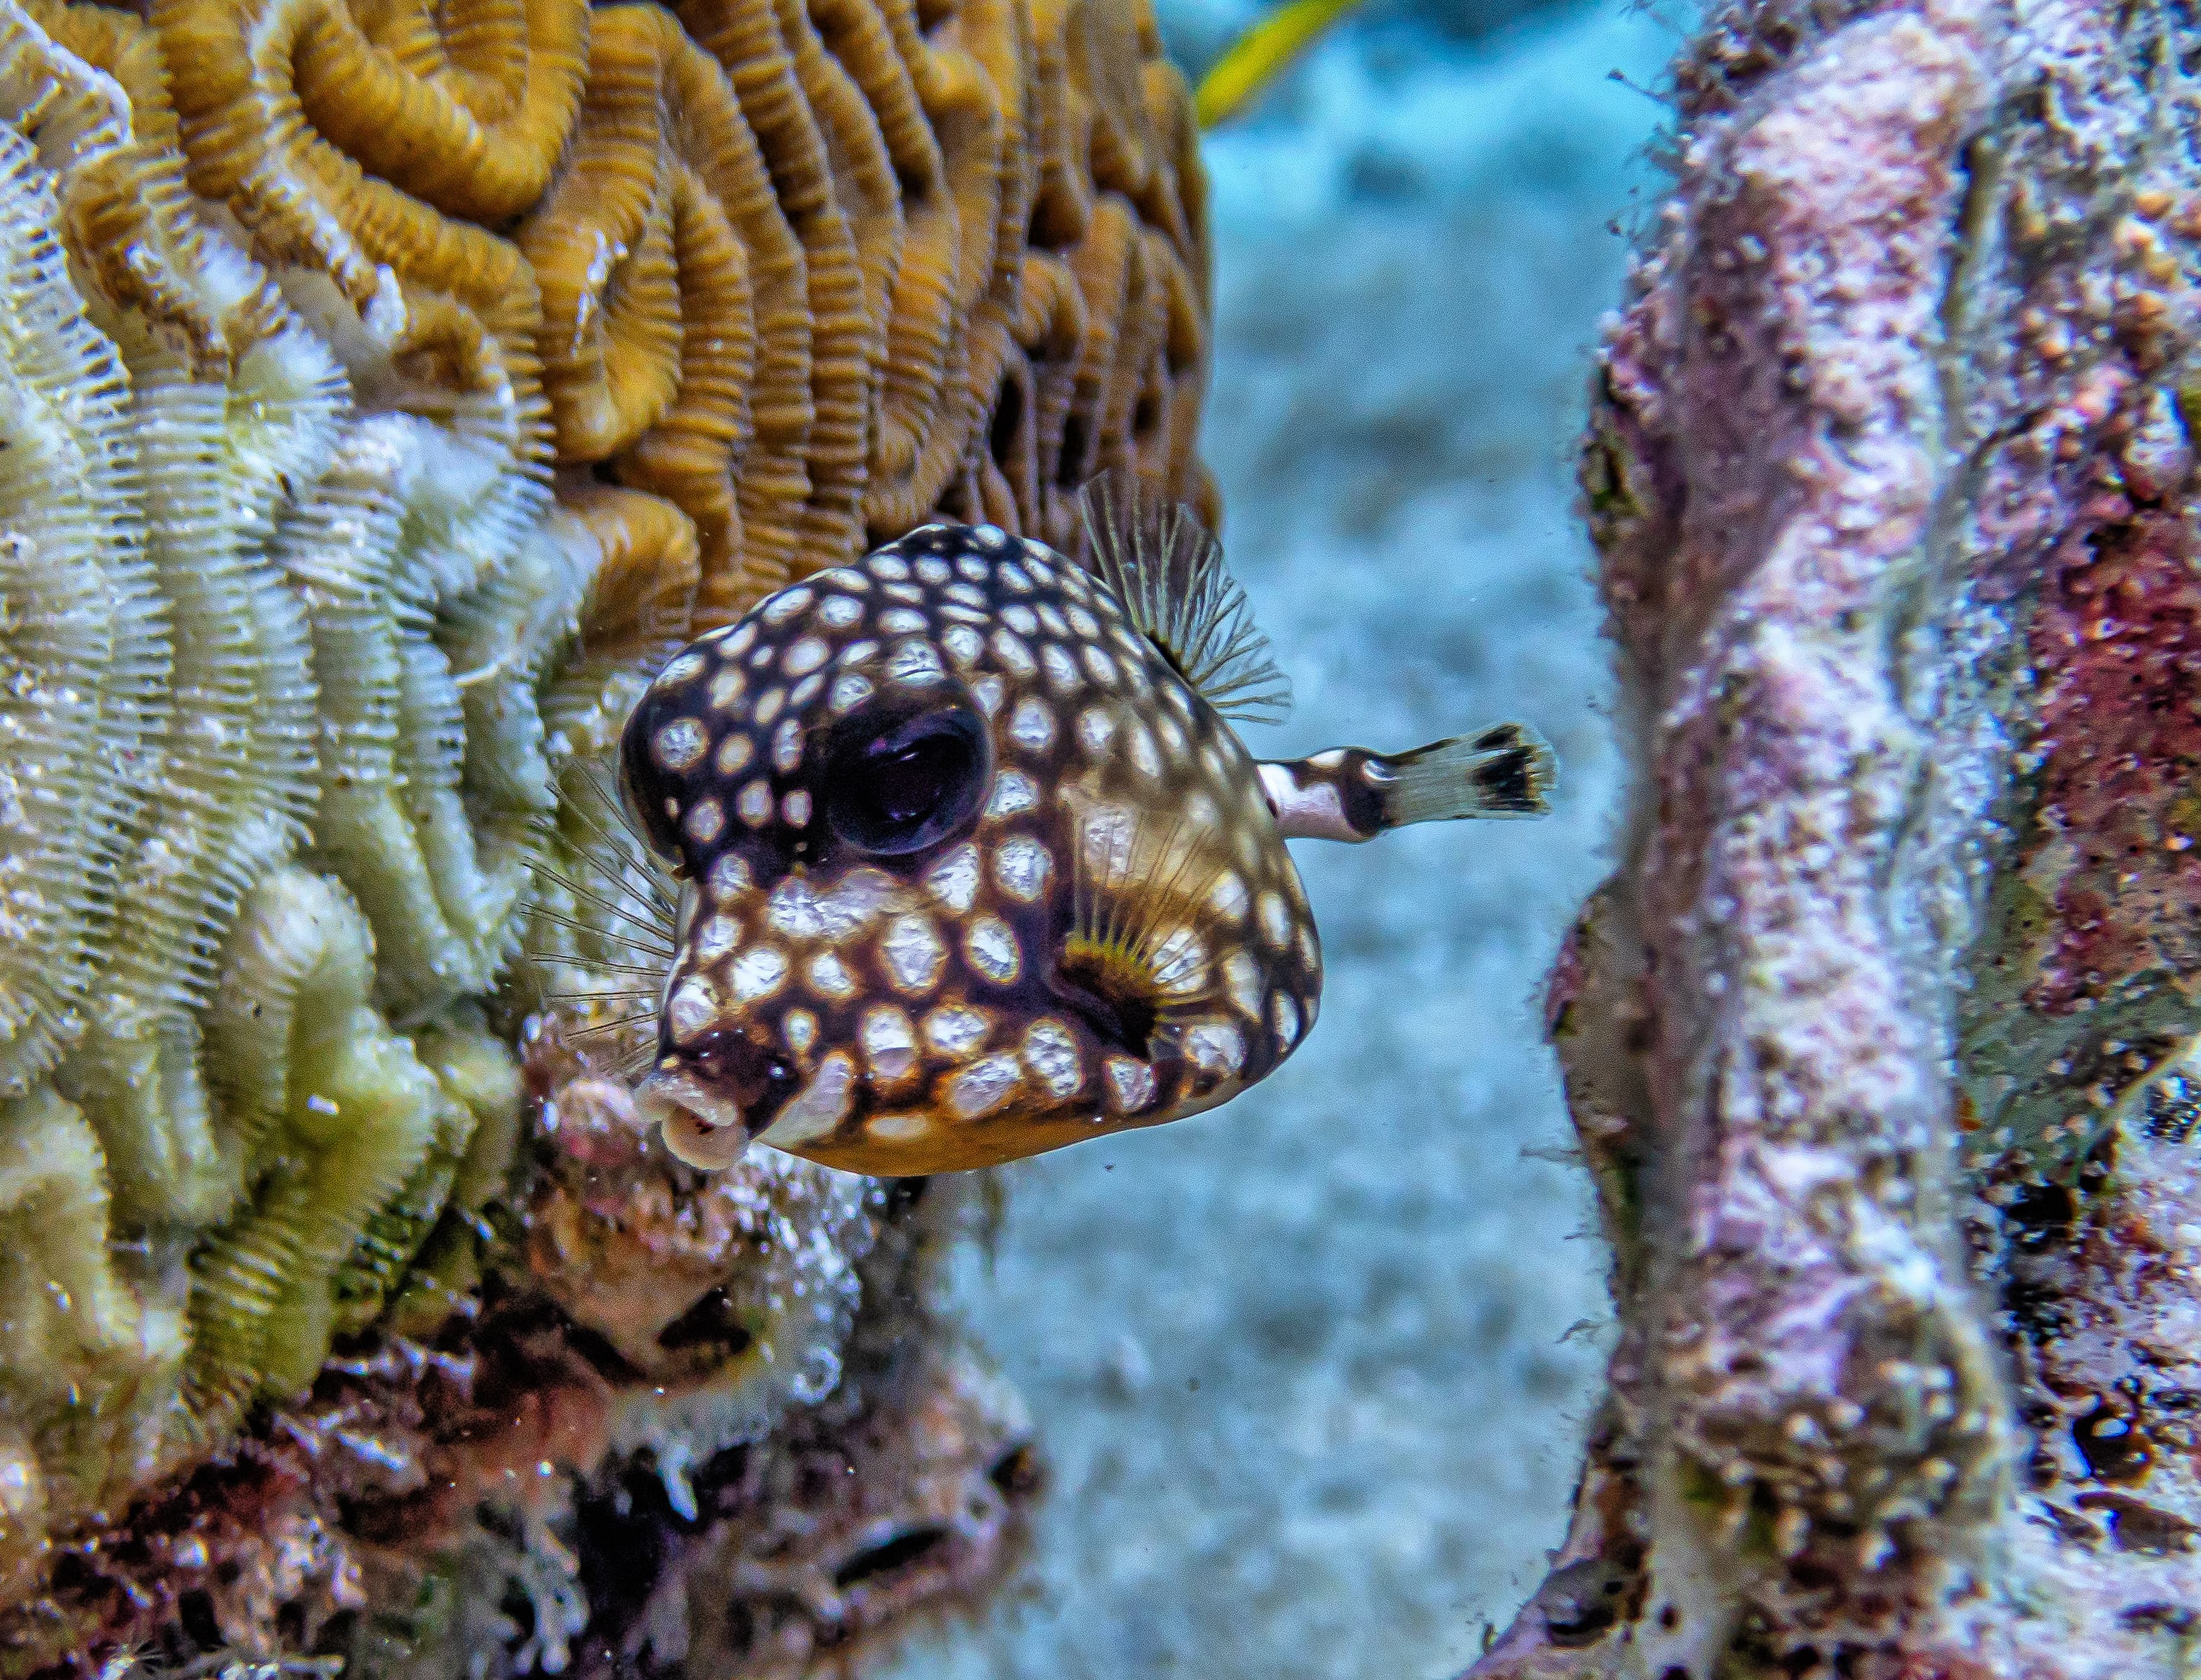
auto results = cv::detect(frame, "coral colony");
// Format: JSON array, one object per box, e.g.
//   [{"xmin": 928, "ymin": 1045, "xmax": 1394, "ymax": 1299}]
[{"xmin": 0, "ymin": 0, "xmax": 1208, "ymax": 1667}]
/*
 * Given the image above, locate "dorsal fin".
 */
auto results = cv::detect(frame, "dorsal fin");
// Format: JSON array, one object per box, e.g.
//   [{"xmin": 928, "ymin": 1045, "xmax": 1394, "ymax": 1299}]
[{"xmin": 1078, "ymin": 469, "xmax": 1292, "ymax": 727}]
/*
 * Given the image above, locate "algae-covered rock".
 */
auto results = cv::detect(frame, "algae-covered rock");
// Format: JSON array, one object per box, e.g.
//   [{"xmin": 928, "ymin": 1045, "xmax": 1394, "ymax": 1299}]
[{"xmin": 1483, "ymin": 0, "xmax": 2201, "ymax": 1672}]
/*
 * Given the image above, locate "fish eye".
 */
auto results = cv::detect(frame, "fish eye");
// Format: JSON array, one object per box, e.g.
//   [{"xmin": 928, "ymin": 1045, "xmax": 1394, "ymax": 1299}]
[{"xmin": 821, "ymin": 703, "xmax": 989, "ymax": 857}]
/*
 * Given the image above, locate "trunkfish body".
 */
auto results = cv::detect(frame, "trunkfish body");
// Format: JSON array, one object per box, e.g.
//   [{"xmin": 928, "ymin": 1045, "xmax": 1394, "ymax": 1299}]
[{"xmin": 608, "ymin": 474, "xmax": 1555, "ymax": 1174}]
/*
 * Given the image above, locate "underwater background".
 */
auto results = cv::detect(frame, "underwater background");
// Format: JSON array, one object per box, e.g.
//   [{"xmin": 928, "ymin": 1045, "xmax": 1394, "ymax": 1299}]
[
  {"xmin": 27, "ymin": 0, "xmax": 2201, "ymax": 1662},
  {"xmin": 880, "ymin": 0, "xmax": 1677, "ymax": 1672}
]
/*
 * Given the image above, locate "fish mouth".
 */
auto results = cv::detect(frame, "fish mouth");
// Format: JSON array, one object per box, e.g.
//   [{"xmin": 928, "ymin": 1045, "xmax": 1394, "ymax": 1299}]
[
  {"xmin": 635, "ymin": 1026, "xmax": 802, "ymax": 1169},
  {"xmin": 635, "ymin": 1067, "xmax": 753, "ymax": 1168}
]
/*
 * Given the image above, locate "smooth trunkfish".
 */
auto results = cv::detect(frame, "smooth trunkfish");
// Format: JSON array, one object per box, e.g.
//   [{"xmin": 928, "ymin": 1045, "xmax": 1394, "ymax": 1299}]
[{"xmin": 582, "ymin": 473, "xmax": 1557, "ymax": 1173}]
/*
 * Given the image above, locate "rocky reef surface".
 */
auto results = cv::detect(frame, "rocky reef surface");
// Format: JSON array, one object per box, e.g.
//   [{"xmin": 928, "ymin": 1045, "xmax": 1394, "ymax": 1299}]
[
  {"xmin": 1477, "ymin": 0, "xmax": 2201, "ymax": 1672},
  {"xmin": 0, "ymin": 0, "xmax": 1209, "ymax": 1669}
]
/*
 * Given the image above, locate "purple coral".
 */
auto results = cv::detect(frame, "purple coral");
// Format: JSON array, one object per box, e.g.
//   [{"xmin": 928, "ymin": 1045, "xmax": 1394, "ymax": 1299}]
[{"xmin": 1483, "ymin": 0, "xmax": 2201, "ymax": 1671}]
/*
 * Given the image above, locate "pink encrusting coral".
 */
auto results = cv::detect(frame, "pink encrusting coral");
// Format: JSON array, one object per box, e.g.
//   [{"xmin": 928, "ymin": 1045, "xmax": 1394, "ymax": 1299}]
[{"xmin": 1477, "ymin": 0, "xmax": 2201, "ymax": 1672}]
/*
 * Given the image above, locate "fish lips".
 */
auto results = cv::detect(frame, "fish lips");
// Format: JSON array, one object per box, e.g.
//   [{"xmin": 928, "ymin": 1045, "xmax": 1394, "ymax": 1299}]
[
  {"xmin": 635, "ymin": 1025, "xmax": 800, "ymax": 1169},
  {"xmin": 636, "ymin": 1066, "xmax": 751, "ymax": 1168}
]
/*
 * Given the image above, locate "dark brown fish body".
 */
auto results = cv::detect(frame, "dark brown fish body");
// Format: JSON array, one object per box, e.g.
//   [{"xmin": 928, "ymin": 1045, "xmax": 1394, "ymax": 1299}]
[{"xmin": 619, "ymin": 520, "xmax": 1322, "ymax": 1174}]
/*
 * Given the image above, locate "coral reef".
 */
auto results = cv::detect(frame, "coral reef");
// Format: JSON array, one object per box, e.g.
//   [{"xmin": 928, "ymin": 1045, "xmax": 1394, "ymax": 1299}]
[
  {"xmin": 0, "ymin": 0, "xmax": 1207, "ymax": 1664},
  {"xmin": 22, "ymin": 1171, "xmax": 1030, "ymax": 1679},
  {"xmin": 1478, "ymin": 0, "xmax": 2201, "ymax": 1672}
]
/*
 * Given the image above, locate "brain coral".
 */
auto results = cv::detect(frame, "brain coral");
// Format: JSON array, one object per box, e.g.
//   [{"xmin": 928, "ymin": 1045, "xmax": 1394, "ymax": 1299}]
[
  {"xmin": 1477, "ymin": 0, "xmax": 2201, "ymax": 1674},
  {"xmin": 0, "ymin": 0, "xmax": 1205, "ymax": 1662}
]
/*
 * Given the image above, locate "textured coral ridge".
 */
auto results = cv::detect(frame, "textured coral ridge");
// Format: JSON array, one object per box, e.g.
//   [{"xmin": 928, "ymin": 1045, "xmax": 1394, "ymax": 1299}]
[
  {"xmin": 1477, "ymin": 0, "xmax": 2201, "ymax": 1674},
  {"xmin": 0, "ymin": 0, "xmax": 1201, "ymax": 1665}
]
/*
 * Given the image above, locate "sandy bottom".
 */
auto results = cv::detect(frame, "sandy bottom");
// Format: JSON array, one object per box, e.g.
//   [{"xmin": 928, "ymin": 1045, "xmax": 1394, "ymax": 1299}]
[{"xmin": 873, "ymin": 8, "xmax": 1675, "ymax": 1674}]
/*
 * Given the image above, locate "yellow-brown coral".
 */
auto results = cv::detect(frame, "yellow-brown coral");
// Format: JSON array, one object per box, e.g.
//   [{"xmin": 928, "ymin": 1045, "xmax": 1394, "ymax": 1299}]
[
  {"xmin": 518, "ymin": 4, "xmax": 793, "ymax": 604},
  {"xmin": 152, "ymin": 0, "xmax": 1206, "ymax": 613}
]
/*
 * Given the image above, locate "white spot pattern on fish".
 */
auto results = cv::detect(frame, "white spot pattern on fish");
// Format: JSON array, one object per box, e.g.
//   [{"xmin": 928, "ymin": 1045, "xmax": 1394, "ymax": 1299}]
[{"xmin": 599, "ymin": 472, "xmax": 1549, "ymax": 1174}]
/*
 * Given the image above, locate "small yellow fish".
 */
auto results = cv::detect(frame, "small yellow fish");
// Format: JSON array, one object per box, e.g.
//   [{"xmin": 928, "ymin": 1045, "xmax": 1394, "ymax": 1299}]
[
  {"xmin": 1195, "ymin": 0, "xmax": 1370, "ymax": 128},
  {"xmin": 609, "ymin": 474, "xmax": 1554, "ymax": 1174}
]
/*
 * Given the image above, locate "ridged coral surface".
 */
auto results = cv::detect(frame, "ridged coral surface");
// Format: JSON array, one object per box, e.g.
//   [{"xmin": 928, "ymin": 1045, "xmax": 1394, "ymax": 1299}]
[
  {"xmin": 1479, "ymin": 0, "xmax": 2201, "ymax": 1673},
  {"xmin": 0, "ymin": 0, "xmax": 1204, "ymax": 1664}
]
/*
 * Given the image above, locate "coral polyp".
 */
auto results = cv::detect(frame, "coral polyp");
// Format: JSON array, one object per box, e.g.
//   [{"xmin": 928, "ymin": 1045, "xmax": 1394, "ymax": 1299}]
[{"xmin": 0, "ymin": 0, "xmax": 1208, "ymax": 1662}]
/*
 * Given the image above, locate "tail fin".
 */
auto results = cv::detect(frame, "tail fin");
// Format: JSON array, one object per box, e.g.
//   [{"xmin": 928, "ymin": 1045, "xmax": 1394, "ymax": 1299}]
[{"xmin": 1375, "ymin": 723, "xmax": 1556, "ymax": 825}]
